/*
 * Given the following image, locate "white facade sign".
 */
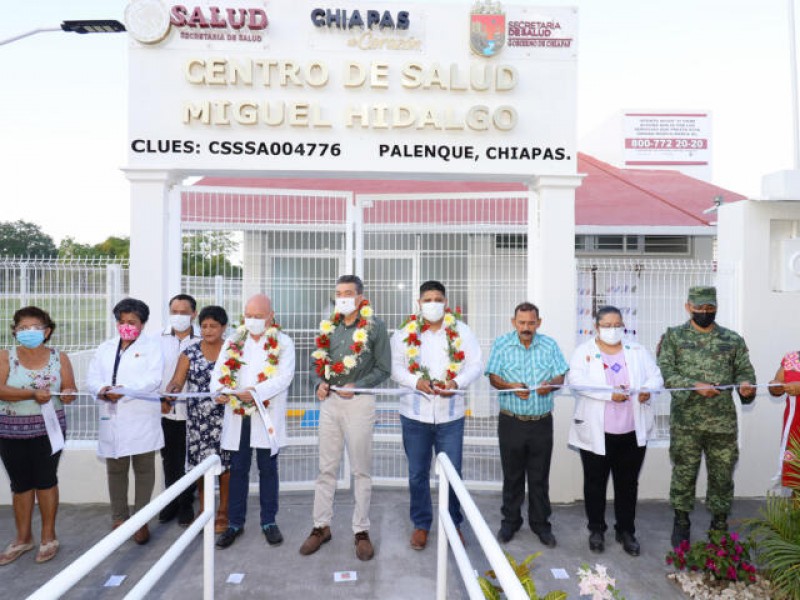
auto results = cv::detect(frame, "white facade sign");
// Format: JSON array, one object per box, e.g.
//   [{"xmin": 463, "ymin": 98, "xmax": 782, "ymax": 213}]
[{"xmin": 125, "ymin": 0, "xmax": 578, "ymax": 177}]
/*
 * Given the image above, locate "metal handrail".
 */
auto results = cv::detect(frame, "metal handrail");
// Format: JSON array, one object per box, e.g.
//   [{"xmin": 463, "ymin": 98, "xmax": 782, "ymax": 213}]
[
  {"xmin": 435, "ymin": 452, "xmax": 527, "ymax": 600},
  {"xmin": 27, "ymin": 454, "xmax": 223, "ymax": 600}
]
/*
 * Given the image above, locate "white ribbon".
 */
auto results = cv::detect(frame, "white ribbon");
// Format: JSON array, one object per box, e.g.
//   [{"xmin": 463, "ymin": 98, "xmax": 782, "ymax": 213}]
[
  {"xmin": 40, "ymin": 400, "xmax": 64, "ymax": 455},
  {"xmin": 774, "ymin": 396, "xmax": 797, "ymax": 483},
  {"xmin": 217, "ymin": 389, "xmax": 279, "ymax": 456}
]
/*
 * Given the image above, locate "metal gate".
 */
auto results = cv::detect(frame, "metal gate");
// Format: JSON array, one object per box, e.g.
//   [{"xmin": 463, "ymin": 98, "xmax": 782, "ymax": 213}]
[{"xmin": 177, "ymin": 185, "xmax": 530, "ymax": 490}]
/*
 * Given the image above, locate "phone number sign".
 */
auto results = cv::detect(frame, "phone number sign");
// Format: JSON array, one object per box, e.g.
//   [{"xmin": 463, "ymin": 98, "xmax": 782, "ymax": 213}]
[{"xmin": 623, "ymin": 112, "xmax": 710, "ymax": 166}]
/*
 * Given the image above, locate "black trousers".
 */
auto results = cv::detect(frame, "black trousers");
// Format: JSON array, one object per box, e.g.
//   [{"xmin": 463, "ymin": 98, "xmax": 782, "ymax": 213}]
[
  {"xmin": 579, "ymin": 431, "xmax": 646, "ymax": 535},
  {"xmin": 160, "ymin": 418, "xmax": 194, "ymax": 512},
  {"xmin": 498, "ymin": 412, "xmax": 553, "ymax": 534}
]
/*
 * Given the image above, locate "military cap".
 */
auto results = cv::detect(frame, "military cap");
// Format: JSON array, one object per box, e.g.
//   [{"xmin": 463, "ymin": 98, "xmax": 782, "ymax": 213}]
[{"xmin": 687, "ymin": 286, "xmax": 717, "ymax": 306}]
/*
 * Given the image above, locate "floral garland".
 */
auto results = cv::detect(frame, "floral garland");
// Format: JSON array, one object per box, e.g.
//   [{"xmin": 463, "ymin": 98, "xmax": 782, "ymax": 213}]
[
  {"xmin": 312, "ymin": 301, "xmax": 374, "ymax": 380},
  {"xmin": 400, "ymin": 307, "xmax": 465, "ymax": 383},
  {"xmin": 218, "ymin": 324, "xmax": 281, "ymax": 416}
]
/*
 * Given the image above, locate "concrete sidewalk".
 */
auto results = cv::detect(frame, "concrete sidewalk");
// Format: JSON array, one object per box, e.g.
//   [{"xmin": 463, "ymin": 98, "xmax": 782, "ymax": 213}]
[{"xmin": 1, "ymin": 490, "xmax": 763, "ymax": 599}]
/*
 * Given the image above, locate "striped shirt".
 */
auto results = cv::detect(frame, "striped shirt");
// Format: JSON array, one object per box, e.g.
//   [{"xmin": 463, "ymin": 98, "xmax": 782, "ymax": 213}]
[{"xmin": 485, "ymin": 331, "xmax": 569, "ymax": 416}]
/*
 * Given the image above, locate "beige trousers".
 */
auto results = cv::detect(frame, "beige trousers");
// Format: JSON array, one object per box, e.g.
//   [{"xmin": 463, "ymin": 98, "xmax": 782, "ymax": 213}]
[{"xmin": 312, "ymin": 393, "xmax": 376, "ymax": 533}]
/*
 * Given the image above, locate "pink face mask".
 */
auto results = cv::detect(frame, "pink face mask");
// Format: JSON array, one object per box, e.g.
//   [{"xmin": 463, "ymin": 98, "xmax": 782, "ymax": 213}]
[{"xmin": 118, "ymin": 323, "xmax": 141, "ymax": 341}]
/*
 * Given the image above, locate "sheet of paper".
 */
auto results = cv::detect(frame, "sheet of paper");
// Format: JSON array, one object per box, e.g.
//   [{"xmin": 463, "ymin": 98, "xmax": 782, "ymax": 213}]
[
  {"xmin": 551, "ymin": 568, "xmax": 570, "ymax": 579},
  {"xmin": 226, "ymin": 573, "xmax": 245, "ymax": 584},
  {"xmin": 104, "ymin": 575, "xmax": 126, "ymax": 587},
  {"xmin": 334, "ymin": 571, "xmax": 358, "ymax": 582}
]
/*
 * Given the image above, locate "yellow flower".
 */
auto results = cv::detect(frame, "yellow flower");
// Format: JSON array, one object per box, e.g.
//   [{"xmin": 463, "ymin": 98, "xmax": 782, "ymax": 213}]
[
  {"xmin": 320, "ymin": 320, "xmax": 333, "ymax": 334},
  {"xmin": 311, "ymin": 349, "xmax": 327, "ymax": 360},
  {"xmin": 443, "ymin": 314, "xmax": 456, "ymax": 327},
  {"xmin": 220, "ymin": 365, "xmax": 231, "ymax": 376},
  {"xmin": 405, "ymin": 321, "xmax": 418, "ymax": 334},
  {"xmin": 266, "ymin": 327, "xmax": 279, "ymax": 337},
  {"xmin": 343, "ymin": 356, "xmax": 357, "ymax": 369},
  {"xmin": 227, "ymin": 348, "xmax": 238, "ymax": 358},
  {"xmin": 454, "ymin": 337, "xmax": 463, "ymax": 349},
  {"xmin": 353, "ymin": 329, "xmax": 368, "ymax": 343},
  {"xmin": 449, "ymin": 362, "xmax": 461, "ymax": 373},
  {"xmin": 264, "ymin": 364, "xmax": 278, "ymax": 377},
  {"xmin": 360, "ymin": 305, "xmax": 374, "ymax": 318},
  {"xmin": 406, "ymin": 346, "xmax": 419, "ymax": 358}
]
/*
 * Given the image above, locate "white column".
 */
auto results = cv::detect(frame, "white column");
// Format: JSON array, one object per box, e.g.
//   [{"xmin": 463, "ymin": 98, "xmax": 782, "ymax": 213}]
[
  {"xmin": 527, "ymin": 173, "xmax": 584, "ymax": 503},
  {"xmin": 124, "ymin": 169, "xmax": 181, "ymax": 334},
  {"xmin": 527, "ymin": 174, "xmax": 583, "ymax": 351}
]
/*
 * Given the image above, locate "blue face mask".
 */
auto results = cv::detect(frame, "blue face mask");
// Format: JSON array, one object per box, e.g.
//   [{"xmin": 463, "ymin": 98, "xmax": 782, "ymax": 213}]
[{"xmin": 16, "ymin": 329, "xmax": 45, "ymax": 349}]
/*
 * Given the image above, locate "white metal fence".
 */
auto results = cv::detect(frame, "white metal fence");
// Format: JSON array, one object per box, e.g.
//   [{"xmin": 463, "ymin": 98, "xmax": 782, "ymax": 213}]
[
  {"xmin": 2, "ymin": 219, "xmax": 719, "ymax": 485},
  {"xmin": 0, "ymin": 256, "xmax": 127, "ymax": 353}
]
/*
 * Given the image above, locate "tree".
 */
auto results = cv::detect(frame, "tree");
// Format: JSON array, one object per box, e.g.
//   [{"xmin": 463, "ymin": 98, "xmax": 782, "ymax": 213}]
[
  {"xmin": 182, "ymin": 231, "xmax": 242, "ymax": 277},
  {"xmin": 0, "ymin": 220, "xmax": 57, "ymax": 257},
  {"xmin": 58, "ymin": 235, "xmax": 130, "ymax": 259}
]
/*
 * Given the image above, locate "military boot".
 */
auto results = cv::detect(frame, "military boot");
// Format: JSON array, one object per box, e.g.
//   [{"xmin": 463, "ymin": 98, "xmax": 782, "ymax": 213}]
[
  {"xmin": 671, "ymin": 510, "xmax": 690, "ymax": 548},
  {"xmin": 709, "ymin": 514, "xmax": 729, "ymax": 533}
]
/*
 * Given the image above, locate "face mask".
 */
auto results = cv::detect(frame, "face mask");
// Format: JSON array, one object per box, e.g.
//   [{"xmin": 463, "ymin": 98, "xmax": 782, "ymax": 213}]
[
  {"xmin": 244, "ymin": 318, "xmax": 267, "ymax": 336},
  {"xmin": 169, "ymin": 314, "xmax": 192, "ymax": 332},
  {"xmin": 691, "ymin": 311, "xmax": 716, "ymax": 328},
  {"xmin": 16, "ymin": 329, "xmax": 45, "ymax": 349},
  {"xmin": 597, "ymin": 326, "xmax": 624, "ymax": 345},
  {"xmin": 118, "ymin": 323, "xmax": 141, "ymax": 341},
  {"xmin": 335, "ymin": 297, "xmax": 357, "ymax": 315},
  {"xmin": 420, "ymin": 302, "xmax": 445, "ymax": 322}
]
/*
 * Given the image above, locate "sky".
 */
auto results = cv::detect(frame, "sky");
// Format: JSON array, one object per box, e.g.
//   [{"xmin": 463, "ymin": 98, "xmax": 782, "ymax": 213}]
[{"xmin": 0, "ymin": 0, "xmax": 795, "ymax": 245}]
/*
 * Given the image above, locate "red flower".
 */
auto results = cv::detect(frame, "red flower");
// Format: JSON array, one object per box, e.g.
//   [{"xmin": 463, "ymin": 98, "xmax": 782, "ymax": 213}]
[
  {"xmin": 409, "ymin": 315, "xmax": 417, "ymax": 321},
  {"xmin": 332, "ymin": 362, "xmax": 345, "ymax": 374},
  {"xmin": 358, "ymin": 319, "xmax": 367, "ymax": 328},
  {"xmin": 224, "ymin": 358, "xmax": 239, "ymax": 368},
  {"xmin": 350, "ymin": 342, "xmax": 364, "ymax": 354},
  {"xmin": 446, "ymin": 370, "xmax": 456, "ymax": 380},
  {"xmin": 409, "ymin": 362, "xmax": 420, "ymax": 373},
  {"xmin": 234, "ymin": 408, "xmax": 244, "ymax": 416},
  {"xmin": 453, "ymin": 351, "xmax": 466, "ymax": 361},
  {"xmin": 314, "ymin": 359, "xmax": 326, "ymax": 377},
  {"xmin": 268, "ymin": 337, "xmax": 278, "ymax": 349},
  {"xmin": 421, "ymin": 323, "xmax": 431, "ymax": 333},
  {"xmin": 263, "ymin": 400, "xmax": 270, "ymax": 408},
  {"xmin": 316, "ymin": 335, "xmax": 330, "ymax": 348},
  {"xmin": 446, "ymin": 328, "xmax": 458, "ymax": 339},
  {"xmin": 257, "ymin": 372, "xmax": 267, "ymax": 383}
]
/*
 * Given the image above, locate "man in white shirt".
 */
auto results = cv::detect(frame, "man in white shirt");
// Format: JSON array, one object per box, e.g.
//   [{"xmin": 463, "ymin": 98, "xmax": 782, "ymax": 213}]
[
  {"xmin": 390, "ymin": 280, "xmax": 483, "ymax": 550},
  {"xmin": 158, "ymin": 294, "xmax": 199, "ymax": 526},
  {"xmin": 210, "ymin": 294, "xmax": 295, "ymax": 549}
]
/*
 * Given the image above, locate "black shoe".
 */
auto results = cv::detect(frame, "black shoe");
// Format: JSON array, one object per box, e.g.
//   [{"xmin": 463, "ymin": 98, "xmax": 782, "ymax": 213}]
[
  {"xmin": 497, "ymin": 524, "xmax": 517, "ymax": 544},
  {"xmin": 671, "ymin": 510, "xmax": 691, "ymax": 549},
  {"xmin": 535, "ymin": 530, "xmax": 557, "ymax": 548},
  {"xmin": 177, "ymin": 504, "xmax": 195, "ymax": 527},
  {"xmin": 589, "ymin": 531, "xmax": 605, "ymax": 553},
  {"xmin": 709, "ymin": 514, "xmax": 729, "ymax": 533},
  {"xmin": 615, "ymin": 531, "xmax": 640, "ymax": 556},
  {"xmin": 263, "ymin": 524, "xmax": 284, "ymax": 546},
  {"xmin": 158, "ymin": 504, "xmax": 178, "ymax": 524},
  {"xmin": 216, "ymin": 527, "xmax": 243, "ymax": 549}
]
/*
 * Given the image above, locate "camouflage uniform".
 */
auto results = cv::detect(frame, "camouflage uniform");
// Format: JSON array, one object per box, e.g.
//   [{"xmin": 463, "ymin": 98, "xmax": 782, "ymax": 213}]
[{"xmin": 658, "ymin": 308, "xmax": 756, "ymax": 516}]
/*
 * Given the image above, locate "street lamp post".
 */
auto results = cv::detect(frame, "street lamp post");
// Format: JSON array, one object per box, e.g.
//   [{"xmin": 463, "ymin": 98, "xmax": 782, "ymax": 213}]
[{"xmin": 0, "ymin": 20, "xmax": 125, "ymax": 46}]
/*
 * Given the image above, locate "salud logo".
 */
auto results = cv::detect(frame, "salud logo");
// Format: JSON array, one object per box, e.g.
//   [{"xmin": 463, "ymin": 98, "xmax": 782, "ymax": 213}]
[{"xmin": 470, "ymin": 0, "xmax": 505, "ymax": 57}]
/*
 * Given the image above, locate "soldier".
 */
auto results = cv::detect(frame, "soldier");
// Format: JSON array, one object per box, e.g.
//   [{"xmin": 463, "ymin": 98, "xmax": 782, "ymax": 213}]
[{"xmin": 657, "ymin": 286, "xmax": 756, "ymax": 548}]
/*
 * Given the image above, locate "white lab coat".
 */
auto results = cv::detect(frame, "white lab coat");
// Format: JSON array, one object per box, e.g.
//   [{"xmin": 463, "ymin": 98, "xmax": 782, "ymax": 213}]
[
  {"xmin": 567, "ymin": 338, "xmax": 663, "ymax": 455},
  {"xmin": 87, "ymin": 334, "xmax": 165, "ymax": 459},
  {"xmin": 391, "ymin": 320, "xmax": 483, "ymax": 424},
  {"xmin": 210, "ymin": 331, "xmax": 295, "ymax": 451}
]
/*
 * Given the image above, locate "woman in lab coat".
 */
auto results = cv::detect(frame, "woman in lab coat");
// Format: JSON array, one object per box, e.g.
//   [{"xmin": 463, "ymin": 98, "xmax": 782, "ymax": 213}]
[{"xmin": 87, "ymin": 298, "xmax": 164, "ymax": 545}]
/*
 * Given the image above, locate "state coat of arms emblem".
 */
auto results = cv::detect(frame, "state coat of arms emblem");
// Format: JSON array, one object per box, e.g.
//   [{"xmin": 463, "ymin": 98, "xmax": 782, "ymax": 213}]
[{"xmin": 470, "ymin": 1, "xmax": 506, "ymax": 57}]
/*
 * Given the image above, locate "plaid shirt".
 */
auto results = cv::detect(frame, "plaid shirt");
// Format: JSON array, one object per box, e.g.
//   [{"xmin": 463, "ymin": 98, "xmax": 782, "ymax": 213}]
[{"xmin": 485, "ymin": 331, "xmax": 569, "ymax": 416}]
